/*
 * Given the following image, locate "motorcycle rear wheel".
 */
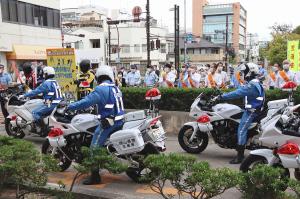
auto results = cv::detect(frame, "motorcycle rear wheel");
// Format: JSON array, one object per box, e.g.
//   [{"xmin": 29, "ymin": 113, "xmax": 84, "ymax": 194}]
[
  {"xmin": 41, "ymin": 139, "xmax": 72, "ymax": 172},
  {"xmin": 5, "ymin": 118, "xmax": 25, "ymax": 139},
  {"xmin": 178, "ymin": 125, "xmax": 209, "ymax": 154}
]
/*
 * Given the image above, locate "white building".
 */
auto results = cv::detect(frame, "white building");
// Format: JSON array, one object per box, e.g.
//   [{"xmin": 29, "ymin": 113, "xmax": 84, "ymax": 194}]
[
  {"xmin": 64, "ymin": 27, "xmax": 107, "ymax": 67},
  {"xmin": 246, "ymin": 33, "xmax": 260, "ymax": 62},
  {"xmin": 0, "ymin": 0, "xmax": 61, "ymax": 72},
  {"xmin": 110, "ymin": 20, "xmax": 170, "ymax": 69}
]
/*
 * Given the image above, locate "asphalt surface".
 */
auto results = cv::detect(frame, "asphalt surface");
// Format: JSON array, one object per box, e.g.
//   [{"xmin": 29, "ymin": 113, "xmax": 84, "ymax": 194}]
[{"xmin": 0, "ymin": 123, "xmax": 243, "ymax": 199}]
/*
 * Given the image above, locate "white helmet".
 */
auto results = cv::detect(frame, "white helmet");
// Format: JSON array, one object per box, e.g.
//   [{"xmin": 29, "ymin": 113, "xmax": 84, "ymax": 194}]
[
  {"xmin": 247, "ymin": 63, "xmax": 260, "ymax": 75},
  {"xmin": 43, "ymin": 66, "xmax": 55, "ymax": 76},
  {"xmin": 95, "ymin": 65, "xmax": 114, "ymax": 83}
]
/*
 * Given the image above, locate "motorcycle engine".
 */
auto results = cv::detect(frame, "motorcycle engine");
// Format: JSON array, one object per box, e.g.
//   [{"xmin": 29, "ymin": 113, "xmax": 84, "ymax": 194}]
[
  {"xmin": 211, "ymin": 120, "xmax": 238, "ymax": 148},
  {"xmin": 281, "ymin": 115, "xmax": 300, "ymax": 135}
]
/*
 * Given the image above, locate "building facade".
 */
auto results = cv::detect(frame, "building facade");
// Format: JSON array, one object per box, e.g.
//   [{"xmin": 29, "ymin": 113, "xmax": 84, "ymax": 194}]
[
  {"xmin": 0, "ymin": 0, "xmax": 61, "ymax": 73},
  {"xmin": 192, "ymin": 0, "xmax": 247, "ymax": 61},
  {"xmin": 109, "ymin": 21, "xmax": 170, "ymax": 69}
]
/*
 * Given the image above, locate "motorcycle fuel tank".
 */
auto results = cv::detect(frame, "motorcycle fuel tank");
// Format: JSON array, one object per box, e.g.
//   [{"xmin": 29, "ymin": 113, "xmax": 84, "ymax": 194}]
[
  {"xmin": 24, "ymin": 99, "xmax": 44, "ymax": 112},
  {"xmin": 71, "ymin": 114, "xmax": 100, "ymax": 132},
  {"xmin": 212, "ymin": 103, "xmax": 243, "ymax": 120}
]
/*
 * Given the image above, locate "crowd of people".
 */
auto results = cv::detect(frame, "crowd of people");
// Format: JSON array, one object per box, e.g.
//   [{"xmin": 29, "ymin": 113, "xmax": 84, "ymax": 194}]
[{"xmin": 115, "ymin": 60, "xmax": 298, "ymax": 90}]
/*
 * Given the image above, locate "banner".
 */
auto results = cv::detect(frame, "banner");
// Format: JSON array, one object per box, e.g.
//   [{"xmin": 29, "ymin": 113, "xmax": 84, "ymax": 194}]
[
  {"xmin": 46, "ymin": 48, "xmax": 77, "ymax": 101},
  {"xmin": 287, "ymin": 40, "xmax": 300, "ymax": 72}
]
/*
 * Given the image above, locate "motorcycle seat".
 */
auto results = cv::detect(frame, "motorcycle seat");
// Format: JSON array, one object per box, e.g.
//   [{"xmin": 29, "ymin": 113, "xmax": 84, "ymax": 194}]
[{"xmin": 282, "ymin": 130, "xmax": 300, "ymax": 138}]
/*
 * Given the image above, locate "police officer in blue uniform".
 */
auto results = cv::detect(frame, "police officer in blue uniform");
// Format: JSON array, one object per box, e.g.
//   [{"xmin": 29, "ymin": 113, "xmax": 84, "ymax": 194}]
[
  {"xmin": 67, "ymin": 65, "xmax": 125, "ymax": 185},
  {"xmin": 22, "ymin": 66, "xmax": 63, "ymax": 136},
  {"xmin": 216, "ymin": 63, "xmax": 265, "ymax": 164}
]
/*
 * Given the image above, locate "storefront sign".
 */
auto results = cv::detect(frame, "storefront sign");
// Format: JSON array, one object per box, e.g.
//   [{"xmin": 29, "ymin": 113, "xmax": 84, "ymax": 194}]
[
  {"xmin": 287, "ymin": 40, "xmax": 300, "ymax": 72},
  {"xmin": 46, "ymin": 48, "xmax": 77, "ymax": 101}
]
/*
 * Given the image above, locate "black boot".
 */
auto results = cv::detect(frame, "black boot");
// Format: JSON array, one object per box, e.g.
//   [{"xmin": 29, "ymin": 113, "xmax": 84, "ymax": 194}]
[
  {"xmin": 83, "ymin": 169, "xmax": 101, "ymax": 185},
  {"xmin": 229, "ymin": 145, "xmax": 245, "ymax": 164},
  {"xmin": 36, "ymin": 120, "xmax": 48, "ymax": 137}
]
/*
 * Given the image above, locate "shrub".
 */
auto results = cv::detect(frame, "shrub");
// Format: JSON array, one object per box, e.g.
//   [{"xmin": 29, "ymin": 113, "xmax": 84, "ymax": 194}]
[
  {"xmin": 0, "ymin": 136, "xmax": 58, "ymax": 198},
  {"xmin": 143, "ymin": 153, "xmax": 240, "ymax": 199},
  {"xmin": 238, "ymin": 165, "xmax": 288, "ymax": 199},
  {"xmin": 287, "ymin": 179, "xmax": 300, "ymax": 199},
  {"xmin": 121, "ymin": 87, "xmax": 293, "ymax": 112}
]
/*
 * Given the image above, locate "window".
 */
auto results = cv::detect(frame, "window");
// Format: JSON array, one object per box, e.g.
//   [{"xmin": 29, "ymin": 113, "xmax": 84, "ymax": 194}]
[
  {"xmin": 17, "ymin": 1, "xmax": 26, "ymax": 23},
  {"xmin": 47, "ymin": 8, "xmax": 54, "ymax": 27},
  {"xmin": 168, "ymin": 43, "xmax": 174, "ymax": 53},
  {"xmin": 0, "ymin": 0, "xmax": 60, "ymax": 28},
  {"xmin": 211, "ymin": 49, "xmax": 219, "ymax": 54},
  {"xmin": 1, "ymin": 0, "xmax": 9, "ymax": 21},
  {"xmin": 142, "ymin": 44, "xmax": 147, "ymax": 52},
  {"xmin": 25, "ymin": 3, "xmax": 34, "ymax": 24},
  {"xmin": 75, "ymin": 41, "xmax": 84, "ymax": 49},
  {"xmin": 121, "ymin": 45, "xmax": 130, "ymax": 53},
  {"xmin": 160, "ymin": 44, "xmax": 166, "ymax": 53},
  {"xmin": 134, "ymin": 44, "xmax": 140, "ymax": 53},
  {"xmin": 90, "ymin": 39, "xmax": 100, "ymax": 48},
  {"xmin": 194, "ymin": 48, "xmax": 200, "ymax": 54},
  {"xmin": 201, "ymin": 49, "xmax": 206, "ymax": 54},
  {"xmin": 8, "ymin": 0, "xmax": 18, "ymax": 22}
]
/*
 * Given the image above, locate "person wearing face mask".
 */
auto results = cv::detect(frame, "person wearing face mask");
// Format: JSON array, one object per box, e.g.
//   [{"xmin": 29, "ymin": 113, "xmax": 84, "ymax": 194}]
[
  {"xmin": 214, "ymin": 63, "xmax": 265, "ymax": 164},
  {"xmin": 0, "ymin": 64, "xmax": 12, "ymax": 120},
  {"xmin": 205, "ymin": 63, "xmax": 222, "ymax": 88},
  {"xmin": 257, "ymin": 61, "xmax": 267, "ymax": 82},
  {"xmin": 268, "ymin": 63, "xmax": 281, "ymax": 90},
  {"xmin": 144, "ymin": 65, "xmax": 159, "ymax": 87},
  {"xmin": 178, "ymin": 63, "xmax": 189, "ymax": 88},
  {"xmin": 185, "ymin": 65, "xmax": 201, "ymax": 88},
  {"xmin": 216, "ymin": 62, "xmax": 228, "ymax": 88},
  {"xmin": 159, "ymin": 63, "xmax": 176, "ymax": 88},
  {"xmin": 125, "ymin": 65, "xmax": 141, "ymax": 87},
  {"xmin": 231, "ymin": 63, "xmax": 246, "ymax": 88},
  {"xmin": 276, "ymin": 60, "xmax": 295, "ymax": 88}
]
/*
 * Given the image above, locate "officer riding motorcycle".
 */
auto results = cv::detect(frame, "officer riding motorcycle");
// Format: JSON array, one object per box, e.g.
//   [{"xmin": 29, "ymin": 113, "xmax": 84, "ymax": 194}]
[
  {"xmin": 20, "ymin": 66, "xmax": 63, "ymax": 136},
  {"xmin": 214, "ymin": 63, "xmax": 265, "ymax": 164},
  {"xmin": 75, "ymin": 59, "xmax": 95, "ymax": 100},
  {"xmin": 66, "ymin": 65, "xmax": 125, "ymax": 185}
]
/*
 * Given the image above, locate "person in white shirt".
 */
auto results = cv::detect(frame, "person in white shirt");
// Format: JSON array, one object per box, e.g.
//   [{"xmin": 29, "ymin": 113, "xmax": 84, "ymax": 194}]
[
  {"xmin": 159, "ymin": 64, "xmax": 176, "ymax": 88},
  {"xmin": 185, "ymin": 65, "xmax": 201, "ymax": 88},
  {"xmin": 267, "ymin": 63, "xmax": 281, "ymax": 89},
  {"xmin": 216, "ymin": 62, "xmax": 228, "ymax": 88},
  {"xmin": 276, "ymin": 60, "xmax": 295, "ymax": 88},
  {"xmin": 205, "ymin": 64, "xmax": 223, "ymax": 88}
]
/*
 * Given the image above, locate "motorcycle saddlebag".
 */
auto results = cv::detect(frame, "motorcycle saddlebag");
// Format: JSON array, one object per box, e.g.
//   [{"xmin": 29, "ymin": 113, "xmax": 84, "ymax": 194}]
[{"xmin": 110, "ymin": 129, "xmax": 145, "ymax": 155}]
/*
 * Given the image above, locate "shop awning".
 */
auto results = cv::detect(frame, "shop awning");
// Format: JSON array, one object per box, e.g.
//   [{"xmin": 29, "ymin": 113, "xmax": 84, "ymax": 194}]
[{"xmin": 6, "ymin": 45, "xmax": 57, "ymax": 60}]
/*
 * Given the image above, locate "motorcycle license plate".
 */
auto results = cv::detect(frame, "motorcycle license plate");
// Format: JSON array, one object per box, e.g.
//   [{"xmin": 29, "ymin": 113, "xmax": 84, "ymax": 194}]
[{"xmin": 151, "ymin": 128, "xmax": 165, "ymax": 140}]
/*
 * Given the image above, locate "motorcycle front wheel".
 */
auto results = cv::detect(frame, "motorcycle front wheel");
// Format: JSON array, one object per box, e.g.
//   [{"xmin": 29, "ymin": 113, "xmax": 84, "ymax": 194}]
[
  {"xmin": 5, "ymin": 118, "xmax": 25, "ymax": 139},
  {"xmin": 178, "ymin": 125, "xmax": 209, "ymax": 154},
  {"xmin": 41, "ymin": 139, "xmax": 72, "ymax": 172}
]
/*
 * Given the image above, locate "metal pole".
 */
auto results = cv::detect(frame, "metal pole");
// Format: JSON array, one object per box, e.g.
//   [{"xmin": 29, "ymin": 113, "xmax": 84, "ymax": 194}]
[
  {"xmin": 108, "ymin": 25, "xmax": 111, "ymax": 66},
  {"xmin": 176, "ymin": 5, "xmax": 180, "ymax": 77},
  {"xmin": 146, "ymin": 0, "xmax": 151, "ymax": 66},
  {"xmin": 184, "ymin": 0, "xmax": 187, "ymax": 64},
  {"xmin": 115, "ymin": 24, "xmax": 120, "ymax": 65},
  {"xmin": 225, "ymin": 15, "xmax": 229, "ymax": 64}
]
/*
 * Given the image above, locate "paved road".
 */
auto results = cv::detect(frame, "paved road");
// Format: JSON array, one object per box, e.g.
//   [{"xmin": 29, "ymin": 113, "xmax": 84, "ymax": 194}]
[{"xmin": 0, "ymin": 124, "xmax": 242, "ymax": 199}]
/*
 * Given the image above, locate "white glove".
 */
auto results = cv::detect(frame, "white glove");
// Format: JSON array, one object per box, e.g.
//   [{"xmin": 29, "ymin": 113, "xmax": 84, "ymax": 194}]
[{"xmin": 18, "ymin": 95, "xmax": 25, "ymax": 100}]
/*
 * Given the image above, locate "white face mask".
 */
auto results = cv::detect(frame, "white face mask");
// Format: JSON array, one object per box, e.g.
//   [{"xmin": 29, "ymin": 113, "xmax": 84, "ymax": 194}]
[
  {"xmin": 131, "ymin": 69, "xmax": 136, "ymax": 73},
  {"xmin": 164, "ymin": 68, "xmax": 170, "ymax": 73},
  {"xmin": 217, "ymin": 67, "xmax": 223, "ymax": 72},
  {"xmin": 117, "ymin": 74, "xmax": 122, "ymax": 78},
  {"xmin": 146, "ymin": 68, "xmax": 152, "ymax": 73},
  {"xmin": 209, "ymin": 68, "xmax": 214, "ymax": 73},
  {"xmin": 283, "ymin": 64, "xmax": 290, "ymax": 70},
  {"xmin": 272, "ymin": 67, "xmax": 279, "ymax": 72}
]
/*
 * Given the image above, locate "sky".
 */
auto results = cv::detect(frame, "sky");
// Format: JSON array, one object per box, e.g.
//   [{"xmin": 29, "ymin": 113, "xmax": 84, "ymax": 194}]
[{"xmin": 60, "ymin": 0, "xmax": 300, "ymax": 41}]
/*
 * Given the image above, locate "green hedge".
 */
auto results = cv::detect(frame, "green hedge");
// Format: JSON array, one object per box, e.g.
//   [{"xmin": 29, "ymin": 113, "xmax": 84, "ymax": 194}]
[{"xmin": 121, "ymin": 87, "xmax": 297, "ymax": 112}]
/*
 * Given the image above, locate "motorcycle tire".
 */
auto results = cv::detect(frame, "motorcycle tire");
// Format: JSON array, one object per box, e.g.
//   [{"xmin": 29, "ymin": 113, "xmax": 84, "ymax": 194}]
[
  {"xmin": 240, "ymin": 154, "xmax": 290, "ymax": 190},
  {"xmin": 126, "ymin": 143, "xmax": 159, "ymax": 183},
  {"xmin": 41, "ymin": 139, "xmax": 72, "ymax": 172},
  {"xmin": 178, "ymin": 125, "xmax": 208, "ymax": 154},
  {"xmin": 5, "ymin": 118, "xmax": 25, "ymax": 139}
]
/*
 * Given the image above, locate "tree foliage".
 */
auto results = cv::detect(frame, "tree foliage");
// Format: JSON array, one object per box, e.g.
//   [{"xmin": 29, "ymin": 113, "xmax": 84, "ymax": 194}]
[{"xmin": 292, "ymin": 25, "xmax": 300, "ymax": 34}]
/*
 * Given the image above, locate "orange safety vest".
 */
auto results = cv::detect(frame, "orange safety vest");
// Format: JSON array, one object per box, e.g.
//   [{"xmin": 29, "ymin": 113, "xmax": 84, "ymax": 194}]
[
  {"xmin": 208, "ymin": 74, "xmax": 216, "ymax": 88},
  {"xmin": 269, "ymin": 72, "xmax": 276, "ymax": 82},
  {"xmin": 188, "ymin": 77, "xmax": 196, "ymax": 88},
  {"xmin": 236, "ymin": 72, "xmax": 245, "ymax": 85},
  {"xmin": 279, "ymin": 71, "xmax": 290, "ymax": 82}
]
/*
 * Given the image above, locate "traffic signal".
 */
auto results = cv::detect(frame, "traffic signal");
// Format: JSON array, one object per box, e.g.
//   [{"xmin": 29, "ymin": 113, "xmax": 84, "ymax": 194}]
[
  {"xmin": 156, "ymin": 39, "xmax": 160, "ymax": 49},
  {"xmin": 151, "ymin": 40, "xmax": 155, "ymax": 50}
]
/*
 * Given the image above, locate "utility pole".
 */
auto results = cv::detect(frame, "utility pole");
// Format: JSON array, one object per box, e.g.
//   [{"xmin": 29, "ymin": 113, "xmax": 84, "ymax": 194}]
[
  {"xmin": 225, "ymin": 15, "xmax": 229, "ymax": 64},
  {"xmin": 174, "ymin": 5, "xmax": 180, "ymax": 77},
  {"xmin": 184, "ymin": 0, "xmax": 187, "ymax": 64},
  {"xmin": 146, "ymin": 0, "xmax": 151, "ymax": 66},
  {"xmin": 108, "ymin": 25, "xmax": 111, "ymax": 66}
]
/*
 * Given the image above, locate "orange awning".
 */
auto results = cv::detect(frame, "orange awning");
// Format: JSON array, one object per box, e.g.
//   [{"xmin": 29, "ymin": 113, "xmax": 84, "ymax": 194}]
[{"xmin": 6, "ymin": 45, "xmax": 57, "ymax": 60}]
